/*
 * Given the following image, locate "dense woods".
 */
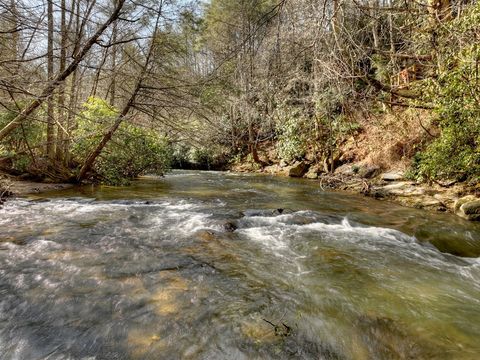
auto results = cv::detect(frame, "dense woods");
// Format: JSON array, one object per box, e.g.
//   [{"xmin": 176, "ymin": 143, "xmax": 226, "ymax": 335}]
[{"xmin": 0, "ymin": 0, "xmax": 479, "ymax": 185}]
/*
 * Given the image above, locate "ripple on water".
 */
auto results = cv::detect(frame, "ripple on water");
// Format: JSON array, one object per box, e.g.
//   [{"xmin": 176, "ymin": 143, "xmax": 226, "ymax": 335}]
[{"xmin": 1, "ymin": 174, "xmax": 480, "ymax": 359}]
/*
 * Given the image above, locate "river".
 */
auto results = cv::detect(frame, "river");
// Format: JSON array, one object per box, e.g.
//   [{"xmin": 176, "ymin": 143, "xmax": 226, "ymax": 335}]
[{"xmin": 1, "ymin": 170, "xmax": 480, "ymax": 359}]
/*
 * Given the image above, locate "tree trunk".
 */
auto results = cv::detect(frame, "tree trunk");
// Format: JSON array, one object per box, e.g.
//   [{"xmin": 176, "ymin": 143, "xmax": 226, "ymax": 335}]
[
  {"xmin": 56, "ymin": 0, "xmax": 67, "ymax": 162},
  {"xmin": 370, "ymin": 0, "xmax": 379, "ymax": 50},
  {"xmin": 77, "ymin": 2, "xmax": 163, "ymax": 182},
  {"xmin": 110, "ymin": 11, "xmax": 118, "ymax": 107},
  {"xmin": 0, "ymin": 0, "xmax": 126, "ymax": 141},
  {"xmin": 46, "ymin": 0, "xmax": 55, "ymax": 160}
]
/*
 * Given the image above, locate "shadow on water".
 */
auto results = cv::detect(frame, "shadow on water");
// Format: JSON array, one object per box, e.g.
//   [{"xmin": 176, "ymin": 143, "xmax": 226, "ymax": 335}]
[{"xmin": 1, "ymin": 170, "xmax": 480, "ymax": 359}]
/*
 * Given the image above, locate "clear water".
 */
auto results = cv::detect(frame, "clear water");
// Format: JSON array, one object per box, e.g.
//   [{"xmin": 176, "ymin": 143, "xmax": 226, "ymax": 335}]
[{"xmin": 1, "ymin": 171, "xmax": 480, "ymax": 359}]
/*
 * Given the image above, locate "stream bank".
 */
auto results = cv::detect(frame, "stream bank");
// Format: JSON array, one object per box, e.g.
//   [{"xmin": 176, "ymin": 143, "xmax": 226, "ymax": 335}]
[
  {"xmin": 232, "ymin": 161, "xmax": 480, "ymax": 221},
  {"xmin": 2, "ymin": 164, "xmax": 480, "ymax": 222},
  {"xmin": 0, "ymin": 173, "xmax": 73, "ymax": 204}
]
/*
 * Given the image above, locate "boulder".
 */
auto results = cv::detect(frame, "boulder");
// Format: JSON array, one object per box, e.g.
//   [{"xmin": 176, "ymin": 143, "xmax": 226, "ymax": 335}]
[
  {"xmin": 455, "ymin": 196, "xmax": 480, "ymax": 221},
  {"xmin": 197, "ymin": 230, "xmax": 217, "ymax": 242},
  {"xmin": 381, "ymin": 171, "xmax": 405, "ymax": 181},
  {"xmin": 287, "ymin": 161, "xmax": 308, "ymax": 177},
  {"xmin": 334, "ymin": 164, "xmax": 355, "ymax": 176},
  {"xmin": 380, "ymin": 182, "xmax": 423, "ymax": 196},
  {"xmin": 222, "ymin": 221, "xmax": 237, "ymax": 232},
  {"xmin": 454, "ymin": 195, "xmax": 477, "ymax": 213},
  {"xmin": 358, "ymin": 166, "xmax": 380, "ymax": 179}
]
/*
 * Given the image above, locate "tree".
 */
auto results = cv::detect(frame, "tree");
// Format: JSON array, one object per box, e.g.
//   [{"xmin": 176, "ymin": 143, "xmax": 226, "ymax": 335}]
[
  {"xmin": 0, "ymin": 0, "xmax": 126, "ymax": 142},
  {"xmin": 77, "ymin": 1, "xmax": 164, "ymax": 181}
]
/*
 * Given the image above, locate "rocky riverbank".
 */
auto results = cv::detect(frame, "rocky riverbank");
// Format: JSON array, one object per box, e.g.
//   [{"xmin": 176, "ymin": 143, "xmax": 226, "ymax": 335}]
[{"xmin": 233, "ymin": 161, "xmax": 480, "ymax": 221}]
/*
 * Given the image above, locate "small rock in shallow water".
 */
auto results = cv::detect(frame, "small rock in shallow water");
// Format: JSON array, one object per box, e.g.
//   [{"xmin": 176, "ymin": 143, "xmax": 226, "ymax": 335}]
[
  {"xmin": 222, "ymin": 221, "xmax": 237, "ymax": 232},
  {"xmin": 271, "ymin": 208, "xmax": 294, "ymax": 215}
]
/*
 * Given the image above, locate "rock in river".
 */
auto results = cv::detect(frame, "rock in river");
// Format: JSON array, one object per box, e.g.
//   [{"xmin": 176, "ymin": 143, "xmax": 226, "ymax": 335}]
[
  {"xmin": 222, "ymin": 221, "xmax": 237, "ymax": 232},
  {"xmin": 287, "ymin": 161, "xmax": 309, "ymax": 177},
  {"xmin": 455, "ymin": 196, "xmax": 480, "ymax": 221}
]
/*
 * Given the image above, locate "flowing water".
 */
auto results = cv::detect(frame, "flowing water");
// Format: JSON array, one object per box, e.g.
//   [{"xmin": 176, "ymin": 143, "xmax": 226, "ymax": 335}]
[{"xmin": 1, "ymin": 171, "xmax": 480, "ymax": 359}]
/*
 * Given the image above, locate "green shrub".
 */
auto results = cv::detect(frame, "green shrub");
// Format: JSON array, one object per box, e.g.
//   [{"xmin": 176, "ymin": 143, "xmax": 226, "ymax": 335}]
[
  {"xmin": 276, "ymin": 108, "xmax": 307, "ymax": 162},
  {"xmin": 412, "ymin": 5, "xmax": 480, "ymax": 180},
  {"xmin": 73, "ymin": 97, "xmax": 172, "ymax": 185}
]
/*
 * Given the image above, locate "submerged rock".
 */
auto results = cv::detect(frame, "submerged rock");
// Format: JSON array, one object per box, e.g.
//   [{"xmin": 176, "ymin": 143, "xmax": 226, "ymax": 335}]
[
  {"xmin": 455, "ymin": 196, "xmax": 480, "ymax": 221},
  {"xmin": 355, "ymin": 314, "xmax": 439, "ymax": 359},
  {"xmin": 197, "ymin": 230, "xmax": 217, "ymax": 242}
]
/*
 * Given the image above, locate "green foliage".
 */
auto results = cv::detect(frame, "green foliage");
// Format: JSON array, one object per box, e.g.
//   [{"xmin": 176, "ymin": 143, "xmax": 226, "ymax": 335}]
[
  {"xmin": 188, "ymin": 146, "xmax": 215, "ymax": 167},
  {"xmin": 314, "ymin": 89, "xmax": 361, "ymax": 156},
  {"xmin": 94, "ymin": 125, "xmax": 172, "ymax": 185},
  {"xmin": 73, "ymin": 97, "xmax": 172, "ymax": 185},
  {"xmin": 411, "ymin": 5, "xmax": 480, "ymax": 180},
  {"xmin": 72, "ymin": 97, "xmax": 118, "ymax": 160},
  {"xmin": 0, "ymin": 106, "xmax": 43, "ymax": 173},
  {"xmin": 0, "ymin": 108, "xmax": 43, "ymax": 149},
  {"xmin": 275, "ymin": 109, "xmax": 307, "ymax": 162},
  {"xmin": 171, "ymin": 143, "xmax": 228, "ymax": 170}
]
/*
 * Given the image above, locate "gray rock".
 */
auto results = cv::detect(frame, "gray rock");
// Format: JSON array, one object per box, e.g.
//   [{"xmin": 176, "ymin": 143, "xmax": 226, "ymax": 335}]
[
  {"xmin": 381, "ymin": 171, "xmax": 405, "ymax": 181},
  {"xmin": 455, "ymin": 196, "xmax": 480, "ymax": 221},
  {"xmin": 454, "ymin": 195, "xmax": 477, "ymax": 213},
  {"xmin": 222, "ymin": 221, "xmax": 237, "ymax": 232},
  {"xmin": 381, "ymin": 182, "xmax": 424, "ymax": 196},
  {"xmin": 358, "ymin": 166, "xmax": 379, "ymax": 179},
  {"xmin": 271, "ymin": 208, "xmax": 294, "ymax": 215},
  {"xmin": 288, "ymin": 161, "xmax": 309, "ymax": 177},
  {"xmin": 334, "ymin": 164, "xmax": 354, "ymax": 176}
]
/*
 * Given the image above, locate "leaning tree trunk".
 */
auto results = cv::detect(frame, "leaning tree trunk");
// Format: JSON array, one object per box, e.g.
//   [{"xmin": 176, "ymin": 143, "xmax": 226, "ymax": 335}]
[
  {"xmin": 0, "ymin": 0, "xmax": 126, "ymax": 142},
  {"xmin": 77, "ymin": 2, "xmax": 163, "ymax": 182}
]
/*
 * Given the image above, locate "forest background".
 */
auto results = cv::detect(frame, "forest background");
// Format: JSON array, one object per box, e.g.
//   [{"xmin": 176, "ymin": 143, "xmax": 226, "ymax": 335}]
[{"xmin": 0, "ymin": 0, "xmax": 478, "ymax": 187}]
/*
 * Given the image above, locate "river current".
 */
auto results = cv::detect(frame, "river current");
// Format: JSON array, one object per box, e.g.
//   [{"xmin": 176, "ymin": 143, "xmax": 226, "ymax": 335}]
[{"xmin": 1, "ymin": 171, "xmax": 480, "ymax": 359}]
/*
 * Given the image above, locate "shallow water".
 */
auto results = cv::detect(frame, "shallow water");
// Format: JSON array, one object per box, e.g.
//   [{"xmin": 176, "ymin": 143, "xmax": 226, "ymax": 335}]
[{"xmin": 1, "ymin": 170, "xmax": 480, "ymax": 359}]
